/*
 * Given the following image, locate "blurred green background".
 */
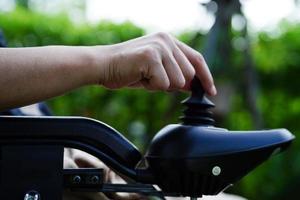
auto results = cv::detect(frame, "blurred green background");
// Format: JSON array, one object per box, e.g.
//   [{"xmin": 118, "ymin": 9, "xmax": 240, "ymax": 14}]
[{"xmin": 1, "ymin": 1, "xmax": 300, "ymax": 199}]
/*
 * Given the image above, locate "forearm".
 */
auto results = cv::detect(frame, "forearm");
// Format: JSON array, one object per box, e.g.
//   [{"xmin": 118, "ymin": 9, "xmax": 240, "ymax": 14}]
[
  {"xmin": 0, "ymin": 46, "xmax": 103, "ymax": 110},
  {"xmin": 0, "ymin": 33, "xmax": 216, "ymax": 111}
]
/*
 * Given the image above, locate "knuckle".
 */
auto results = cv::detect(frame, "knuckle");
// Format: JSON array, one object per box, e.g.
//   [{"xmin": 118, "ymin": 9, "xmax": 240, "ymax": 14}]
[
  {"xmin": 155, "ymin": 32, "xmax": 171, "ymax": 41},
  {"xmin": 139, "ymin": 46, "xmax": 157, "ymax": 60},
  {"xmin": 195, "ymin": 52, "xmax": 205, "ymax": 64},
  {"xmin": 186, "ymin": 67, "xmax": 196, "ymax": 81},
  {"xmin": 151, "ymin": 40, "xmax": 165, "ymax": 51},
  {"xmin": 161, "ymin": 80, "xmax": 170, "ymax": 90},
  {"xmin": 172, "ymin": 78, "xmax": 185, "ymax": 89},
  {"xmin": 156, "ymin": 78, "xmax": 170, "ymax": 90},
  {"xmin": 177, "ymin": 78, "xmax": 186, "ymax": 88}
]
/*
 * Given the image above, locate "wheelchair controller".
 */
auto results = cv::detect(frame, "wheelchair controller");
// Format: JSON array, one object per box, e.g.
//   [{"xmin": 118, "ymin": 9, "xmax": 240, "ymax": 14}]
[{"xmin": 0, "ymin": 78, "xmax": 295, "ymax": 200}]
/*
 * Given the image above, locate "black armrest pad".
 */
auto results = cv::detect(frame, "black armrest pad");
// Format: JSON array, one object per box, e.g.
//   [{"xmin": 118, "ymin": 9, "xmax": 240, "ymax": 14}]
[{"xmin": 0, "ymin": 116, "xmax": 142, "ymax": 179}]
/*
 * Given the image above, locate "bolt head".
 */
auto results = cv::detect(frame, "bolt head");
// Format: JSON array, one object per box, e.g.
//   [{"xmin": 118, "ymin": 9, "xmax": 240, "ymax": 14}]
[
  {"xmin": 91, "ymin": 175, "xmax": 100, "ymax": 184},
  {"xmin": 73, "ymin": 175, "xmax": 81, "ymax": 184}
]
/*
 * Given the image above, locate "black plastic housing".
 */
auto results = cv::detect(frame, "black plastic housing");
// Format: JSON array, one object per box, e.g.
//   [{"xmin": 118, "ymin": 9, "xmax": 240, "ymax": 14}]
[
  {"xmin": 144, "ymin": 78, "xmax": 295, "ymax": 197},
  {"xmin": 145, "ymin": 125, "xmax": 294, "ymax": 197}
]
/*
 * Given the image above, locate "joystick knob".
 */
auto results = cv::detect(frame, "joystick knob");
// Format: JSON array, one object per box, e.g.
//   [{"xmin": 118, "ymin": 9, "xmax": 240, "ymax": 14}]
[{"xmin": 181, "ymin": 78, "xmax": 215, "ymax": 126}]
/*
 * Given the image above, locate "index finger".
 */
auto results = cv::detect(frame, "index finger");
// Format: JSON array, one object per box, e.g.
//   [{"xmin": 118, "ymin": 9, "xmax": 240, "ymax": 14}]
[{"xmin": 174, "ymin": 40, "xmax": 217, "ymax": 96}]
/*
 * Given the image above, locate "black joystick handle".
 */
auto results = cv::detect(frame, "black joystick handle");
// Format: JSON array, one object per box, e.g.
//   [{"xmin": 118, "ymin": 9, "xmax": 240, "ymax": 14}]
[
  {"xmin": 190, "ymin": 75, "xmax": 206, "ymax": 96},
  {"xmin": 180, "ymin": 77, "xmax": 215, "ymax": 126}
]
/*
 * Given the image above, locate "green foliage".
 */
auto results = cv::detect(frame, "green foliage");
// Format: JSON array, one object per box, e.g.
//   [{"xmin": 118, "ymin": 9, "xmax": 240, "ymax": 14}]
[
  {"xmin": 2, "ymin": 7, "xmax": 300, "ymax": 200},
  {"xmin": 0, "ymin": 7, "xmax": 144, "ymax": 46},
  {"xmin": 226, "ymin": 24, "xmax": 300, "ymax": 200}
]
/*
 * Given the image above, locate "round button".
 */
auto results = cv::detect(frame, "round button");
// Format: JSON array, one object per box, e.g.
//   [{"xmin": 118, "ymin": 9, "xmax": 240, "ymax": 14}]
[
  {"xmin": 212, "ymin": 166, "xmax": 221, "ymax": 176},
  {"xmin": 24, "ymin": 190, "xmax": 40, "ymax": 200}
]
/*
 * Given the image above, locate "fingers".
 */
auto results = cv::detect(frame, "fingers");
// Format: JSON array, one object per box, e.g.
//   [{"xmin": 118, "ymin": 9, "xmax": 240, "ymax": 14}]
[
  {"xmin": 154, "ymin": 32, "xmax": 195, "ymax": 90},
  {"xmin": 140, "ymin": 54, "xmax": 170, "ymax": 90},
  {"xmin": 175, "ymin": 39, "xmax": 217, "ymax": 96},
  {"xmin": 144, "ymin": 32, "xmax": 215, "ymax": 94},
  {"xmin": 113, "ymin": 32, "xmax": 216, "ymax": 93},
  {"xmin": 172, "ymin": 47, "xmax": 196, "ymax": 90},
  {"xmin": 140, "ymin": 33, "xmax": 195, "ymax": 91},
  {"xmin": 142, "ymin": 52, "xmax": 188, "ymax": 91},
  {"xmin": 162, "ymin": 52, "xmax": 186, "ymax": 89}
]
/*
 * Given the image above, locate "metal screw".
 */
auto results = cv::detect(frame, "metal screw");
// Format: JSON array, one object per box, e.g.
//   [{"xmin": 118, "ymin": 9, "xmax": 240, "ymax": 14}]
[
  {"xmin": 91, "ymin": 175, "xmax": 100, "ymax": 184},
  {"xmin": 212, "ymin": 166, "xmax": 221, "ymax": 176},
  {"xmin": 24, "ymin": 191, "xmax": 40, "ymax": 200},
  {"xmin": 73, "ymin": 175, "xmax": 81, "ymax": 184}
]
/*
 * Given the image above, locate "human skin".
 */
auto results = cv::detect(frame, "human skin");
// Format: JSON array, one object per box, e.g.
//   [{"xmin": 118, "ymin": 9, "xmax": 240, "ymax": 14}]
[{"xmin": 0, "ymin": 32, "xmax": 216, "ymax": 111}]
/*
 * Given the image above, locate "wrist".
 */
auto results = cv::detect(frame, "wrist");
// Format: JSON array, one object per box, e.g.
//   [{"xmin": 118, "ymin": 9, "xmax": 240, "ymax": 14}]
[
  {"xmin": 77, "ymin": 46, "xmax": 101, "ymax": 86},
  {"xmin": 88, "ymin": 44, "xmax": 120, "ymax": 86},
  {"xmin": 73, "ymin": 46, "xmax": 105, "ymax": 86},
  {"xmin": 61, "ymin": 46, "xmax": 101, "ymax": 87}
]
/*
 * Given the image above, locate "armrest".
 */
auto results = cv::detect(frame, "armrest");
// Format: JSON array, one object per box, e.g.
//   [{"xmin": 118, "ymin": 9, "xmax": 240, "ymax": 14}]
[{"xmin": 0, "ymin": 116, "xmax": 142, "ymax": 179}]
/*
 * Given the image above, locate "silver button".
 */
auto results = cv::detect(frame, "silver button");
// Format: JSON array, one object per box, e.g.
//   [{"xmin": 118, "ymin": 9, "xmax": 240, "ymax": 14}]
[
  {"xmin": 212, "ymin": 166, "xmax": 221, "ymax": 176},
  {"xmin": 24, "ymin": 191, "xmax": 40, "ymax": 200}
]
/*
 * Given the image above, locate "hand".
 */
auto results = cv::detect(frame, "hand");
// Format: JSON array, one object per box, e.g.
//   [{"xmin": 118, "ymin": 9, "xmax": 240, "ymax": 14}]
[
  {"xmin": 93, "ymin": 32, "xmax": 217, "ymax": 95},
  {"xmin": 0, "ymin": 32, "xmax": 216, "ymax": 111}
]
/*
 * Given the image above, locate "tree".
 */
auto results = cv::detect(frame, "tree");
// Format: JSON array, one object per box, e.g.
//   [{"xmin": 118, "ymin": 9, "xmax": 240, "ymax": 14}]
[{"xmin": 15, "ymin": 0, "xmax": 29, "ymax": 9}]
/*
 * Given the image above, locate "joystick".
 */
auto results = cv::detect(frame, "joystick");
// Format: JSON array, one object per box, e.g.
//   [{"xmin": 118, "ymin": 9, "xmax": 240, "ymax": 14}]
[
  {"xmin": 145, "ymin": 78, "xmax": 295, "ymax": 199},
  {"xmin": 181, "ymin": 78, "xmax": 215, "ymax": 126}
]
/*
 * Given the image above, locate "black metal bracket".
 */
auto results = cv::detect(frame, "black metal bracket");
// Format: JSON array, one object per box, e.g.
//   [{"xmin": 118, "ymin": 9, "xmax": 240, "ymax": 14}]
[
  {"xmin": 64, "ymin": 168, "xmax": 165, "ymax": 199},
  {"xmin": 64, "ymin": 168, "xmax": 104, "ymax": 191}
]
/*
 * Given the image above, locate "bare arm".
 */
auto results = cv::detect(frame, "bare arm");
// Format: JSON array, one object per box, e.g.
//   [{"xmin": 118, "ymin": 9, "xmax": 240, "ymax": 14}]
[
  {"xmin": 0, "ymin": 32, "xmax": 216, "ymax": 111},
  {"xmin": 0, "ymin": 46, "xmax": 104, "ymax": 110}
]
